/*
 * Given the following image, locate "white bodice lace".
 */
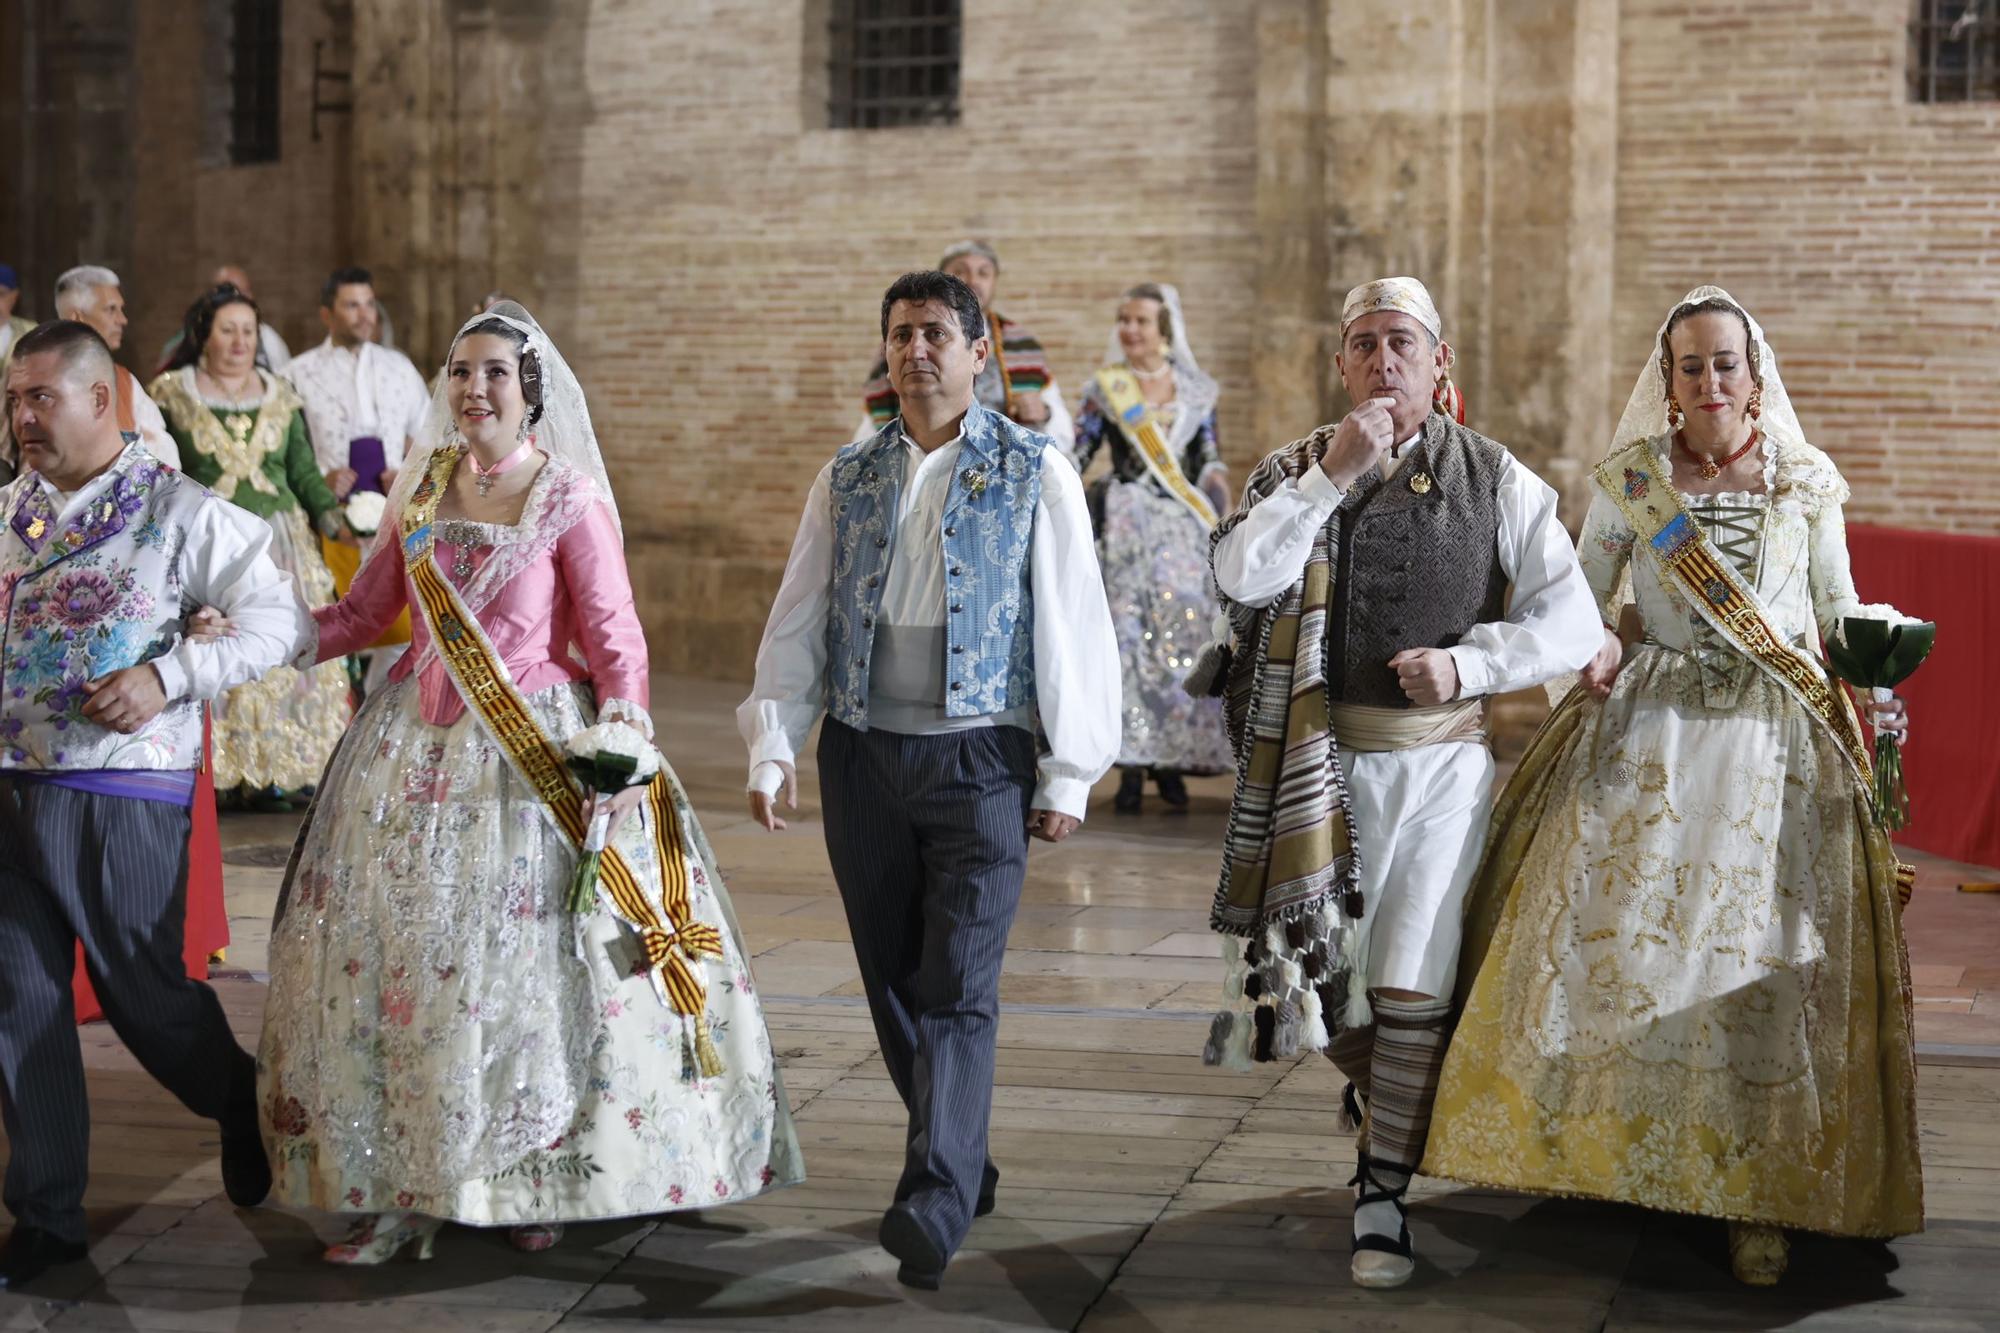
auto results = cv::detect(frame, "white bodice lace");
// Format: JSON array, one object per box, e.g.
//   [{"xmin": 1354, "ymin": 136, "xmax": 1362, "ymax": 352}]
[{"xmin": 1579, "ymin": 434, "xmax": 1874, "ymax": 707}]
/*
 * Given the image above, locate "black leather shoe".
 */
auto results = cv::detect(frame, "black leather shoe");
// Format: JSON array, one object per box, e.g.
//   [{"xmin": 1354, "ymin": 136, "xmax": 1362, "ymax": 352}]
[
  {"xmin": 1113, "ymin": 769, "xmax": 1143, "ymax": 814},
  {"xmin": 879, "ymin": 1203, "xmax": 946, "ymax": 1290},
  {"xmin": 975, "ymin": 1162, "xmax": 999, "ymax": 1218},
  {"xmin": 0, "ymin": 1226, "xmax": 88, "ymax": 1290},
  {"xmin": 1153, "ymin": 770, "xmax": 1189, "ymax": 809},
  {"xmin": 220, "ymin": 1105, "xmax": 272, "ymax": 1208}
]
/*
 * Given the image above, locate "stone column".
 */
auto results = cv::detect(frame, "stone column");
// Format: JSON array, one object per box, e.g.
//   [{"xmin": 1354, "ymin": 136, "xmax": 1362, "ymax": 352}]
[
  {"xmin": 1310, "ymin": 0, "xmax": 1617, "ymax": 515},
  {"xmin": 350, "ymin": 0, "xmax": 580, "ymax": 370},
  {"xmin": 1, "ymin": 0, "xmax": 138, "ymax": 319},
  {"xmin": 1308, "ymin": 0, "xmax": 1620, "ymax": 749},
  {"xmin": 1251, "ymin": 0, "xmax": 1334, "ymax": 449}
]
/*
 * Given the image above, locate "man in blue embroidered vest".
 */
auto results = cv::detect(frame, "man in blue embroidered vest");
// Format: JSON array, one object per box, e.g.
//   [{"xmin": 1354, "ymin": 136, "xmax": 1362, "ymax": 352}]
[
  {"xmin": 741, "ymin": 271, "xmax": 1119, "ymax": 1289},
  {"xmin": 0, "ymin": 323, "xmax": 311, "ymax": 1290},
  {"xmin": 851, "ymin": 240, "xmax": 1075, "ymax": 456}
]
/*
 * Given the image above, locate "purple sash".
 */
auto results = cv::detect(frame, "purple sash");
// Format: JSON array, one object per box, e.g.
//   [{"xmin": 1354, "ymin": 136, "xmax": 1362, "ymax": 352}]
[
  {"xmin": 348, "ymin": 436, "xmax": 388, "ymax": 493},
  {"xmin": 10, "ymin": 768, "xmax": 197, "ymax": 808}
]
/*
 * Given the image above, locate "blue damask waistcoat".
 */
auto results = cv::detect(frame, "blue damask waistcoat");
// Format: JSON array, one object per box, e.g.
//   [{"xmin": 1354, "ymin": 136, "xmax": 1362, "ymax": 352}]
[
  {"xmin": 0, "ymin": 445, "xmax": 205, "ymax": 770},
  {"xmin": 824, "ymin": 402, "xmax": 1046, "ymax": 729}
]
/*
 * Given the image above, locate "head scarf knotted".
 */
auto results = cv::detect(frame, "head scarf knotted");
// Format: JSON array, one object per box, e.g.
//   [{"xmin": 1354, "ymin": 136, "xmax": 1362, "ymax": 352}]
[{"xmin": 1338, "ymin": 276, "xmax": 1461, "ymax": 424}]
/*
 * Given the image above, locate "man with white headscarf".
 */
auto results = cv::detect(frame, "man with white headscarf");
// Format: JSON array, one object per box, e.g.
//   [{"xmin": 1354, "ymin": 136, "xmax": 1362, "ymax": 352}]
[
  {"xmin": 853, "ymin": 239, "xmax": 1074, "ymax": 453},
  {"xmin": 1204, "ymin": 276, "xmax": 1600, "ymax": 1288}
]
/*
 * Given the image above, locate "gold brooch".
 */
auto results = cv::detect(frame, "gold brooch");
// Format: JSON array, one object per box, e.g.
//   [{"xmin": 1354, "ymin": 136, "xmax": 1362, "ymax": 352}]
[
  {"xmin": 1409, "ymin": 471, "xmax": 1433, "ymax": 495},
  {"xmin": 25, "ymin": 517, "xmax": 45, "ymax": 539}
]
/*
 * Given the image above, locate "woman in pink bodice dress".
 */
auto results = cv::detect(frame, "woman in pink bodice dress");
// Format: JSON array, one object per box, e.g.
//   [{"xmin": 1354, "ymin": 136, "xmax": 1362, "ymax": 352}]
[{"xmin": 256, "ymin": 304, "xmax": 800, "ymax": 1264}]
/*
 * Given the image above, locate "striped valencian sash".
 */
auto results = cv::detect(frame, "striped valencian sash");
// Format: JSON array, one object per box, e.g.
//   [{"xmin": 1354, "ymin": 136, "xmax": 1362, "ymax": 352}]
[
  {"xmin": 1092, "ymin": 366, "xmax": 1219, "ymax": 528},
  {"xmin": 398, "ymin": 446, "xmax": 726, "ymax": 1071}
]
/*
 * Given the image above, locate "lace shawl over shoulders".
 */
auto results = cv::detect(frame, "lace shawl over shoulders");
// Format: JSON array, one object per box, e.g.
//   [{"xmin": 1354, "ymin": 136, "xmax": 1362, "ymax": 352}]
[{"xmin": 1771, "ymin": 439, "xmax": 1849, "ymax": 517}]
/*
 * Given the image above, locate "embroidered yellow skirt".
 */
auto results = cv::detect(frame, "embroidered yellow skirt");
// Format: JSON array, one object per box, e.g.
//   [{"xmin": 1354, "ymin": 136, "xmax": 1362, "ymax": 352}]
[
  {"xmin": 211, "ymin": 507, "xmax": 351, "ymax": 791},
  {"xmin": 1424, "ymin": 648, "xmax": 1923, "ymax": 1238}
]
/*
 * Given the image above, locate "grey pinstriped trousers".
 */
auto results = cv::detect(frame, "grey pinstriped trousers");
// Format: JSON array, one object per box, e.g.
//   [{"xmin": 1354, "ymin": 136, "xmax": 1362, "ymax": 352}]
[
  {"xmin": 817, "ymin": 718, "xmax": 1035, "ymax": 1258},
  {"xmin": 0, "ymin": 780, "xmax": 253, "ymax": 1244}
]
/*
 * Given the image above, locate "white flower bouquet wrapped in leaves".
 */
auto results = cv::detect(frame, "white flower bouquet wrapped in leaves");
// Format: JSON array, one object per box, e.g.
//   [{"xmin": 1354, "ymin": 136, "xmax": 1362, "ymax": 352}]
[{"xmin": 563, "ymin": 720, "xmax": 662, "ymax": 911}]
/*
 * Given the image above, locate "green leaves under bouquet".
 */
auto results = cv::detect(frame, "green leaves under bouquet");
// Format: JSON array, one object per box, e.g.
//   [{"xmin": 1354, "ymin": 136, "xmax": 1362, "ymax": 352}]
[
  {"xmin": 1825, "ymin": 612, "xmax": 1936, "ymax": 832},
  {"xmin": 563, "ymin": 721, "xmax": 663, "ymax": 913}
]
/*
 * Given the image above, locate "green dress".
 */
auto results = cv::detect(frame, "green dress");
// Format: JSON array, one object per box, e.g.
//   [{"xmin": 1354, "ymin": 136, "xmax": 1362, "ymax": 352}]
[{"xmin": 149, "ymin": 367, "xmax": 351, "ymax": 791}]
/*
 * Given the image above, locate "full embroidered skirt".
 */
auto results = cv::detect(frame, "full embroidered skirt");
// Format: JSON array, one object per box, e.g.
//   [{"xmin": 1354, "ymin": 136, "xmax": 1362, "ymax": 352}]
[
  {"xmin": 1423, "ymin": 647, "xmax": 1922, "ymax": 1237},
  {"xmin": 257, "ymin": 678, "xmax": 803, "ymax": 1225},
  {"xmin": 211, "ymin": 506, "xmax": 350, "ymax": 790},
  {"xmin": 1097, "ymin": 477, "xmax": 1230, "ymax": 773}
]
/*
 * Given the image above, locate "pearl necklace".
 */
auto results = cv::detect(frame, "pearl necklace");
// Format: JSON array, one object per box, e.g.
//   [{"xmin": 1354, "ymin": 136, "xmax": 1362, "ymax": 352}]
[{"xmin": 1130, "ymin": 359, "xmax": 1173, "ymax": 382}]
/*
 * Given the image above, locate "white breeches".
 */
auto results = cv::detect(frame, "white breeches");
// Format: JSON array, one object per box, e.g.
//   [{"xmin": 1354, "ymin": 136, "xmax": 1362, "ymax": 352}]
[{"xmin": 1341, "ymin": 740, "xmax": 1495, "ymax": 997}]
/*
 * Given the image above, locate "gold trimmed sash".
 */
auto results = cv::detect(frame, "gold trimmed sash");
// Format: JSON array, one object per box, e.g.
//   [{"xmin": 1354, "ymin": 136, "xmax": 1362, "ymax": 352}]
[
  {"xmin": 1093, "ymin": 367, "xmax": 1218, "ymax": 528},
  {"xmin": 1595, "ymin": 440, "xmax": 1873, "ymax": 791},
  {"xmin": 400, "ymin": 447, "xmax": 726, "ymax": 1070}
]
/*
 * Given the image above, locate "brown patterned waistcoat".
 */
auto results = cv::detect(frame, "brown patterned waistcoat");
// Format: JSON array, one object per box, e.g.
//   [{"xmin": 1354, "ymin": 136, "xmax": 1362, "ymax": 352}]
[{"xmin": 1328, "ymin": 415, "xmax": 1511, "ymax": 708}]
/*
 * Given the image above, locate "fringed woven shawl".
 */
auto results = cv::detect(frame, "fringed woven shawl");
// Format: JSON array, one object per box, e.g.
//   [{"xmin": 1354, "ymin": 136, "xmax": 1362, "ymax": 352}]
[{"xmin": 1201, "ymin": 428, "xmax": 1370, "ymax": 1067}]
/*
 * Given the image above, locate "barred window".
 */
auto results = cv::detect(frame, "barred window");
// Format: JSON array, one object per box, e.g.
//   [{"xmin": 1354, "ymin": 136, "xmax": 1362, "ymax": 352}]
[
  {"xmin": 1910, "ymin": 0, "xmax": 2000, "ymax": 103},
  {"xmin": 229, "ymin": 0, "xmax": 283, "ymax": 163},
  {"xmin": 827, "ymin": 0, "xmax": 961, "ymax": 130}
]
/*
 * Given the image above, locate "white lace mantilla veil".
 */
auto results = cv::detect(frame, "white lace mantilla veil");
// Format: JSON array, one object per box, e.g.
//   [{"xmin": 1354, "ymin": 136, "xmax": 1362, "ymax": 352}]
[
  {"xmin": 366, "ymin": 300, "xmax": 618, "ymax": 679},
  {"xmin": 1098, "ymin": 282, "xmax": 1219, "ymax": 454},
  {"xmin": 1610, "ymin": 284, "xmax": 1808, "ymax": 458}
]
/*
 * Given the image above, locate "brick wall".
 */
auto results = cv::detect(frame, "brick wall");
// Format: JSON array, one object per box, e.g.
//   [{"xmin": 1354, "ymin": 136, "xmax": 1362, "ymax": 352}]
[
  {"xmin": 124, "ymin": 0, "xmax": 349, "ymax": 375},
  {"xmin": 1615, "ymin": 0, "xmax": 2000, "ymax": 534},
  {"xmin": 554, "ymin": 0, "xmax": 1260, "ymax": 675},
  {"xmin": 13, "ymin": 0, "xmax": 1992, "ymax": 683}
]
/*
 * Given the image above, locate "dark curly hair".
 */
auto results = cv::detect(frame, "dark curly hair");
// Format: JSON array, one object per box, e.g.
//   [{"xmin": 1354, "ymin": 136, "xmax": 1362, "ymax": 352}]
[
  {"xmin": 879, "ymin": 270, "xmax": 985, "ymax": 345},
  {"xmin": 455, "ymin": 316, "xmax": 545, "ymax": 426},
  {"xmin": 165, "ymin": 284, "xmax": 259, "ymax": 372}
]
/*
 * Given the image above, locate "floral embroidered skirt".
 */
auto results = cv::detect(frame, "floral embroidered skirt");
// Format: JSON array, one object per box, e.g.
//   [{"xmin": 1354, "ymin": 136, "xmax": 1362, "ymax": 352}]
[
  {"xmin": 211, "ymin": 506, "xmax": 349, "ymax": 791},
  {"xmin": 1424, "ymin": 650, "xmax": 1922, "ymax": 1238},
  {"xmin": 258, "ymin": 678, "xmax": 803, "ymax": 1225},
  {"xmin": 1097, "ymin": 477, "xmax": 1230, "ymax": 773}
]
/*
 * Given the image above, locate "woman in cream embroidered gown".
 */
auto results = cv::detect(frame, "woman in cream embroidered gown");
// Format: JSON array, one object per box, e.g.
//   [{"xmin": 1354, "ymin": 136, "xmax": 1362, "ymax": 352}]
[
  {"xmin": 1423, "ymin": 288, "xmax": 1922, "ymax": 1285},
  {"xmin": 1069, "ymin": 284, "xmax": 1231, "ymax": 811},
  {"xmin": 149, "ymin": 285, "xmax": 351, "ymax": 805},
  {"xmin": 257, "ymin": 304, "xmax": 801, "ymax": 1263}
]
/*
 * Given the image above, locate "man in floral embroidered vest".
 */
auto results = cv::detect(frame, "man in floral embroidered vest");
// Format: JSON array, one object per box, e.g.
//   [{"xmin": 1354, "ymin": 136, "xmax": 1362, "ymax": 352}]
[
  {"xmin": 0, "ymin": 322, "xmax": 311, "ymax": 1291},
  {"xmin": 742, "ymin": 271, "xmax": 1119, "ymax": 1290}
]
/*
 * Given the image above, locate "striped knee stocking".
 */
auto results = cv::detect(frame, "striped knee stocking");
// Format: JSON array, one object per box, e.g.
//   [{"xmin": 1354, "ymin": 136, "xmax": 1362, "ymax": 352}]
[{"xmin": 1362, "ymin": 994, "xmax": 1453, "ymax": 1171}]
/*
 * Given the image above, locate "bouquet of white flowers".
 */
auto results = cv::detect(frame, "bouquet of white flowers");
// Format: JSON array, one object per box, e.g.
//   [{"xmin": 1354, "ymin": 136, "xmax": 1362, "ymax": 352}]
[
  {"xmin": 1825, "ymin": 603, "xmax": 1935, "ymax": 831},
  {"xmin": 344, "ymin": 490, "xmax": 388, "ymax": 537},
  {"xmin": 563, "ymin": 720, "xmax": 663, "ymax": 912}
]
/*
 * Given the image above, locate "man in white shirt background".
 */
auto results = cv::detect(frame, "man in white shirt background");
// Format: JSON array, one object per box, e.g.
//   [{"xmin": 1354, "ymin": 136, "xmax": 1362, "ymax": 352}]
[
  {"xmin": 281, "ymin": 265, "xmax": 429, "ymax": 501},
  {"xmin": 281, "ymin": 266, "xmax": 429, "ymax": 689},
  {"xmin": 49, "ymin": 265, "xmax": 178, "ymax": 470},
  {"xmin": 741, "ymin": 270, "xmax": 1119, "ymax": 1291}
]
